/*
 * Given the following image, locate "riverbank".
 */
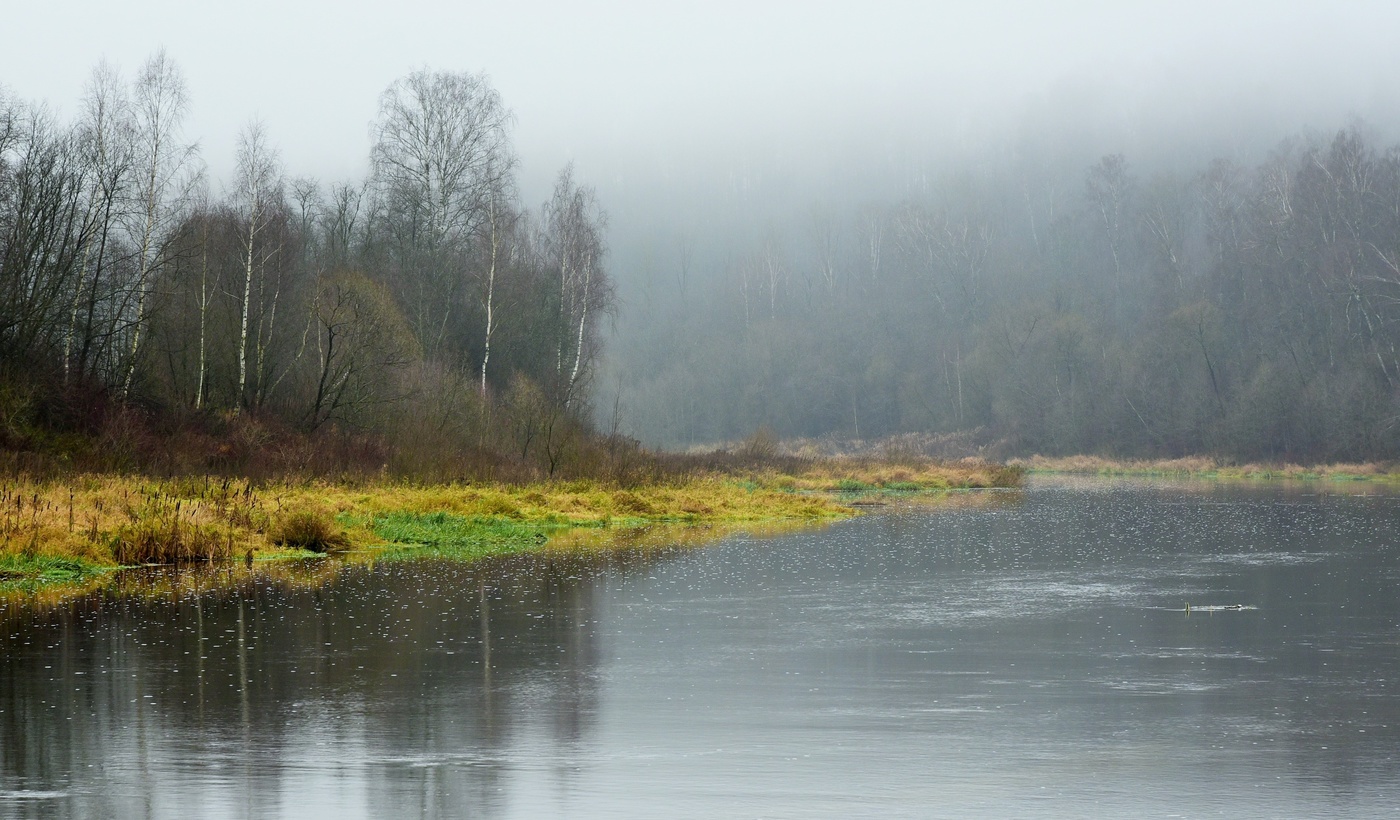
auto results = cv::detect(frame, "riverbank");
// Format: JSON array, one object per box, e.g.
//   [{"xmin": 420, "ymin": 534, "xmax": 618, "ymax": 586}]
[
  {"xmin": 0, "ymin": 458, "xmax": 1020, "ymax": 590},
  {"xmin": 1011, "ymin": 455, "xmax": 1400, "ymax": 482}
]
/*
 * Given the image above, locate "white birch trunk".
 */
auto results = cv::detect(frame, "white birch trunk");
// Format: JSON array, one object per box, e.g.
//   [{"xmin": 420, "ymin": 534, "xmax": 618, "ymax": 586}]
[
  {"xmin": 481, "ymin": 195, "xmax": 500, "ymax": 394},
  {"xmin": 122, "ymin": 147, "xmax": 162, "ymax": 397},
  {"xmin": 566, "ymin": 255, "xmax": 593, "ymax": 406},
  {"xmin": 238, "ymin": 188, "xmax": 260, "ymax": 409},
  {"xmin": 195, "ymin": 219, "xmax": 210, "ymax": 409}
]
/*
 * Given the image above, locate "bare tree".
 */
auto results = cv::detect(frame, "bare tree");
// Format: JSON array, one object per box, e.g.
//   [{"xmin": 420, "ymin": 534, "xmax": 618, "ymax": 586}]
[
  {"xmin": 67, "ymin": 62, "xmax": 132, "ymax": 385},
  {"xmin": 320, "ymin": 179, "xmax": 365, "ymax": 269},
  {"xmin": 542, "ymin": 165, "xmax": 610, "ymax": 407},
  {"xmin": 805, "ymin": 209, "xmax": 839, "ymax": 297},
  {"xmin": 305, "ymin": 270, "xmax": 416, "ymax": 430},
  {"xmin": 120, "ymin": 49, "xmax": 199, "ymax": 396},
  {"xmin": 478, "ymin": 161, "xmax": 517, "ymax": 394},
  {"xmin": 1086, "ymin": 153, "xmax": 1132, "ymax": 292},
  {"xmin": 370, "ymin": 69, "xmax": 513, "ymax": 357},
  {"xmin": 0, "ymin": 104, "xmax": 88, "ymax": 367},
  {"xmin": 232, "ymin": 120, "xmax": 283, "ymax": 409}
]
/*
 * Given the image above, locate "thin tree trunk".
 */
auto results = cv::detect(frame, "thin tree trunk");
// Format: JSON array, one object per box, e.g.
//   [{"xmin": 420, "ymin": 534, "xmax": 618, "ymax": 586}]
[
  {"xmin": 480, "ymin": 204, "xmax": 498, "ymax": 394},
  {"xmin": 567, "ymin": 256, "xmax": 592, "ymax": 405},
  {"xmin": 195, "ymin": 218, "xmax": 210, "ymax": 409},
  {"xmin": 123, "ymin": 145, "xmax": 162, "ymax": 397},
  {"xmin": 238, "ymin": 192, "xmax": 259, "ymax": 409}
]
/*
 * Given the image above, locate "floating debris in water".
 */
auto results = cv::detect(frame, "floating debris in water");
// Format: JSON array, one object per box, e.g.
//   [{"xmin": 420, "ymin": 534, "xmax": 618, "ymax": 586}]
[{"xmin": 1179, "ymin": 602, "xmax": 1257, "ymax": 614}]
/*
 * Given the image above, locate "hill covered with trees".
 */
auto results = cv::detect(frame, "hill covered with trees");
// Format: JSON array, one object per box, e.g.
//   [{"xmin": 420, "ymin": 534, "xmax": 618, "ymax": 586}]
[{"xmin": 613, "ymin": 127, "xmax": 1400, "ymax": 463}]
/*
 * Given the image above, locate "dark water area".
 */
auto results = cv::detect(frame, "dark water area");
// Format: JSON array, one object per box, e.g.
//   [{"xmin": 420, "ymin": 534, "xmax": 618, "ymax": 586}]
[{"xmin": 4, "ymin": 478, "xmax": 1400, "ymax": 818}]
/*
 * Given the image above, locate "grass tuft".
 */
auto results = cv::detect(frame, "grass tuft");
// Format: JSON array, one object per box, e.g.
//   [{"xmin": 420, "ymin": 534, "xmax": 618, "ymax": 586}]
[
  {"xmin": 110, "ymin": 517, "xmax": 232, "ymax": 565},
  {"xmin": 271, "ymin": 509, "xmax": 350, "ymax": 553}
]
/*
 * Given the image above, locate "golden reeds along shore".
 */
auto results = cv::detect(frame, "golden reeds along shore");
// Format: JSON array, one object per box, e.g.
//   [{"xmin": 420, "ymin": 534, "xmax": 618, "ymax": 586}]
[
  {"xmin": 1010, "ymin": 455, "xmax": 1400, "ymax": 482},
  {"xmin": 0, "ymin": 459, "xmax": 1022, "ymax": 590}
]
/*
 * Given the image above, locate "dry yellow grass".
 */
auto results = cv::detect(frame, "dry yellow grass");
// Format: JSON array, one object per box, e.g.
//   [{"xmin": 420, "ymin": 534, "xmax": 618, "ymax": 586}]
[
  {"xmin": 0, "ymin": 456, "xmax": 1018, "ymax": 585},
  {"xmin": 1011, "ymin": 455, "xmax": 1400, "ymax": 482}
]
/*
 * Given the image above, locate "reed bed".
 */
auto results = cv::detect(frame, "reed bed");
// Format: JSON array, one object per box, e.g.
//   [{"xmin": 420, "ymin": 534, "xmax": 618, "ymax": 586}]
[
  {"xmin": 1010, "ymin": 455, "xmax": 1400, "ymax": 481},
  {"xmin": 0, "ymin": 455, "xmax": 1019, "ymax": 588}
]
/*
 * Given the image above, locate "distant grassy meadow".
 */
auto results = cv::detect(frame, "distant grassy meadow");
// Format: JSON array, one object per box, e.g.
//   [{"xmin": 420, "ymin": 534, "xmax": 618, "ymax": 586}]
[{"xmin": 1011, "ymin": 455, "xmax": 1400, "ymax": 482}]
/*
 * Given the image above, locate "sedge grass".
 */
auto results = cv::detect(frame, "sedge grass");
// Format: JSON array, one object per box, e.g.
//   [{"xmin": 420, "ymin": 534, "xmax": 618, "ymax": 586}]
[
  {"xmin": 1012, "ymin": 455, "xmax": 1400, "ymax": 483},
  {"xmin": 0, "ymin": 457, "xmax": 1017, "ymax": 588}
]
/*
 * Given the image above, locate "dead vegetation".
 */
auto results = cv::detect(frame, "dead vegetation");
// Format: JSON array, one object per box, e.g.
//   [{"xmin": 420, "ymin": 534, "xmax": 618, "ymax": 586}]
[
  {"xmin": 269, "ymin": 508, "xmax": 350, "ymax": 553},
  {"xmin": 0, "ymin": 448, "xmax": 1021, "ymax": 572},
  {"xmin": 1010, "ymin": 455, "xmax": 1400, "ymax": 481}
]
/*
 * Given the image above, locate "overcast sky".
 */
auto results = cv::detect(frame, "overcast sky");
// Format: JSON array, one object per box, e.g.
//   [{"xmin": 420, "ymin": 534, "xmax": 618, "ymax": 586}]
[{"xmin": 6, "ymin": 0, "xmax": 1400, "ymax": 208}]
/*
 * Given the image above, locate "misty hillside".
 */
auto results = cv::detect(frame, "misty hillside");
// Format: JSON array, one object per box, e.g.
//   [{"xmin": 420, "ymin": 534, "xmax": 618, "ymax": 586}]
[
  {"xmin": 606, "ymin": 126, "xmax": 1400, "ymax": 462},
  {"xmin": 9, "ymin": 2, "xmax": 1400, "ymax": 469}
]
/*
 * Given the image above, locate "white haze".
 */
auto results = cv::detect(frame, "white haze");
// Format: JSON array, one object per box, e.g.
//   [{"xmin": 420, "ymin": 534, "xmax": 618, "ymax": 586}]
[
  {"xmin": 7, "ymin": 0, "xmax": 1400, "ymax": 385},
  {"xmin": 5, "ymin": 2, "xmax": 1397, "ymax": 197}
]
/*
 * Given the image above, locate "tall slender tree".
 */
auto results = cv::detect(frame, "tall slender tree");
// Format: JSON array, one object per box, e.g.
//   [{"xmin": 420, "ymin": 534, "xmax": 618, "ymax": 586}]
[{"xmin": 121, "ymin": 49, "xmax": 198, "ymax": 396}]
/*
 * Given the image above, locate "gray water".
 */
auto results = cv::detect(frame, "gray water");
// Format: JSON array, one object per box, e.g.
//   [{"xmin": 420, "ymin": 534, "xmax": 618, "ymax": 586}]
[{"xmin": 4, "ymin": 478, "xmax": 1400, "ymax": 818}]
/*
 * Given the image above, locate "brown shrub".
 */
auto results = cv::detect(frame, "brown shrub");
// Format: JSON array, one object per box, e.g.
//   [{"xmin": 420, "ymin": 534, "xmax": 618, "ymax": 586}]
[
  {"xmin": 611, "ymin": 490, "xmax": 657, "ymax": 515},
  {"xmin": 270, "ymin": 509, "xmax": 349, "ymax": 553}
]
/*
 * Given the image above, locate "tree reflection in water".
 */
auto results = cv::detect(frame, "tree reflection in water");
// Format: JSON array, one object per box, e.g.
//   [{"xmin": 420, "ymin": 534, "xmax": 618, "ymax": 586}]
[{"xmin": 1, "ymin": 544, "xmax": 680, "ymax": 819}]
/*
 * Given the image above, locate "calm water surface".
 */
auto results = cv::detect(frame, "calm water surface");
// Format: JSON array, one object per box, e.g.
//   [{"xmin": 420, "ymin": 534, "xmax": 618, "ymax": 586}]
[{"xmin": 4, "ymin": 478, "xmax": 1400, "ymax": 818}]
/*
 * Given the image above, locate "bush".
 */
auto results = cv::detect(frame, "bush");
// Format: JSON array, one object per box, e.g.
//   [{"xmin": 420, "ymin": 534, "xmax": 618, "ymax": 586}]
[
  {"xmin": 270, "ymin": 509, "xmax": 349, "ymax": 553},
  {"xmin": 611, "ymin": 490, "xmax": 656, "ymax": 515}
]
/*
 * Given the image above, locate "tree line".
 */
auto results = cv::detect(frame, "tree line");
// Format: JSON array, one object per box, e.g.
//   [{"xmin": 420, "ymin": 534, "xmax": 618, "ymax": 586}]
[
  {"xmin": 618, "ymin": 126, "xmax": 1400, "ymax": 462},
  {"xmin": 0, "ymin": 53, "xmax": 614, "ymax": 477}
]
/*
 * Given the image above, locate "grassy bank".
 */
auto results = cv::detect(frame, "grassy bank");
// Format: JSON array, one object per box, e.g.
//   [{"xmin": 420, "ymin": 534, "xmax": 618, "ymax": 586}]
[
  {"xmin": 0, "ymin": 458, "xmax": 1020, "ymax": 588},
  {"xmin": 1011, "ymin": 455, "xmax": 1400, "ymax": 482}
]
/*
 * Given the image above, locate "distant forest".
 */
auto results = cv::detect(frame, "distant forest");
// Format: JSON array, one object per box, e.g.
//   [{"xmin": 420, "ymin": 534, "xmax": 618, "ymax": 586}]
[
  {"xmin": 8, "ymin": 52, "xmax": 1400, "ymax": 470},
  {"xmin": 616, "ymin": 126, "xmax": 1400, "ymax": 462},
  {"xmin": 0, "ymin": 54, "xmax": 614, "ymax": 477}
]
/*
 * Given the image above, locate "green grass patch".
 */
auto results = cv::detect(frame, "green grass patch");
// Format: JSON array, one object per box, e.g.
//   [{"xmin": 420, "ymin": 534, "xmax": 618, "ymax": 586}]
[
  {"xmin": 883, "ymin": 481, "xmax": 924, "ymax": 492},
  {"xmin": 0, "ymin": 554, "xmax": 112, "ymax": 591},
  {"xmin": 367, "ymin": 511, "xmax": 560, "ymax": 561}
]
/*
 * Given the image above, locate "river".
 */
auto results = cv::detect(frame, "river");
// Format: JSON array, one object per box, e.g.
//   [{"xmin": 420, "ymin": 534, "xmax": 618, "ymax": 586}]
[{"xmin": 3, "ymin": 477, "xmax": 1400, "ymax": 818}]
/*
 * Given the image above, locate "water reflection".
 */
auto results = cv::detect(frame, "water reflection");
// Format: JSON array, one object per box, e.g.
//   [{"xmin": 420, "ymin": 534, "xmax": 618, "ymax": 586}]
[
  {"xmin": 0, "ymin": 548, "xmax": 680, "ymax": 819},
  {"xmin": 4, "ymin": 481, "xmax": 1400, "ymax": 818}
]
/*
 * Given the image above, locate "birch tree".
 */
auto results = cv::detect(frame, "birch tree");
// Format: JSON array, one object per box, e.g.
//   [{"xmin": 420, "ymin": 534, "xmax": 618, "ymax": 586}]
[
  {"xmin": 232, "ymin": 120, "xmax": 283, "ymax": 409},
  {"xmin": 478, "ymin": 163, "xmax": 517, "ymax": 394},
  {"xmin": 120, "ymin": 50, "xmax": 198, "ymax": 396},
  {"xmin": 370, "ymin": 69, "xmax": 513, "ymax": 358},
  {"xmin": 190, "ymin": 195, "xmax": 217, "ymax": 409},
  {"xmin": 1086, "ymin": 153, "xmax": 1132, "ymax": 296},
  {"xmin": 542, "ymin": 165, "xmax": 610, "ymax": 407}
]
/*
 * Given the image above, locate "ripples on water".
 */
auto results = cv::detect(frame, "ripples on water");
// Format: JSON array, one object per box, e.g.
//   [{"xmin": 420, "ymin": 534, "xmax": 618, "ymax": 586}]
[{"xmin": 3, "ymin": 478, "xmax": 1400, "ymax": 818}]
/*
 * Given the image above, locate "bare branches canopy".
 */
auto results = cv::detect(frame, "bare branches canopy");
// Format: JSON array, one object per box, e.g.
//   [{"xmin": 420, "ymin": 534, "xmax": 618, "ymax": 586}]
[{"xmin": 0, "ymin": 58, "xmax": 613, "ymax": 475}]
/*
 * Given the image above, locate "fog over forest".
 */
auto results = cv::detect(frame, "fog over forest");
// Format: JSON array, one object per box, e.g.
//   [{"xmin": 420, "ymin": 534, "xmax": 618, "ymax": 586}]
[{"xmin": 6, "ymin": 1, "xmax": 1400, "ymax": 469}]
